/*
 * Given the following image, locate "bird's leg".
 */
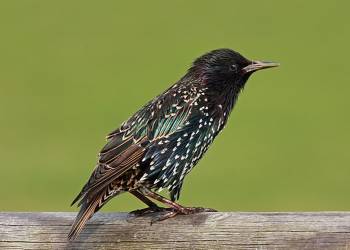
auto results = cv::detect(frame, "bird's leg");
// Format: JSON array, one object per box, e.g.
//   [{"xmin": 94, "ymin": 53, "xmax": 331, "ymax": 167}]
[
  {"xmin": 139, "ymin": 187, "xmax": 217, "ymax": 223},
  {"xmin": 130, "ymin": 190, "xmax": 159, "ymax": 208},
  {"xmin": 129, "ymin": 190, "xmax": 170, "ymax": 216}
]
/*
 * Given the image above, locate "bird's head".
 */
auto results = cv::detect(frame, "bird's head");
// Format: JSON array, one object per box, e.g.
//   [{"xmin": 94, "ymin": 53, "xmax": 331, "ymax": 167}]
[{"xmin": 190, "ymin": 48, "xmax": 279, "ymax": 89}]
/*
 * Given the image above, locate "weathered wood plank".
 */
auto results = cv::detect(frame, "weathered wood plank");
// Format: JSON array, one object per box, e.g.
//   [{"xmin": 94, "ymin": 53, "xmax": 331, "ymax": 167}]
[{"xmin": 1, "ymin": 212, "xmax": 350, "ymax": 249}]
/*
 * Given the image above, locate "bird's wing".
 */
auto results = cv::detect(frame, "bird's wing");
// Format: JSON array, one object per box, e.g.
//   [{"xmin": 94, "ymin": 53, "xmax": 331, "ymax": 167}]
[
  {"xmin": 147, "ymin": 87, "xmax": 196, "ymax": 141},
  {"xmin": 68, "ymin": 85, "xmax": 199, "ymax": 240},
  {"xmin": 71, "ymin": 85, "xmax": 197, "ymax": 206},
  {"xmin": 71, "ymin": 103, "xmax": 152, "ymax": 206},
  {"xmin": 68, "ymin": 120, "xmax": 149, "ymax": 240}
]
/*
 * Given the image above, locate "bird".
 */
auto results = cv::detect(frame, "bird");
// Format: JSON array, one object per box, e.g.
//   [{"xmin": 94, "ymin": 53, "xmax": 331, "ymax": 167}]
[{"xmin": 68, "ymin": 48, "xmax": 279, "ymax": 240}]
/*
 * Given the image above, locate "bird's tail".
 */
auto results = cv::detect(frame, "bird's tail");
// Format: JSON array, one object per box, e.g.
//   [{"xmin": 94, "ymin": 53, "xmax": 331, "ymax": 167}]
[{"xmin": 68, "ymin": 195, "xmax": 101, "ymax": 241}]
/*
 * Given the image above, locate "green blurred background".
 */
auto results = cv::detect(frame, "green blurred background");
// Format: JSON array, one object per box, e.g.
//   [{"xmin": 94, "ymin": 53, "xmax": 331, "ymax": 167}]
[{"xmin": 0, "ymin": 1, "xmax": 349, "ymax": 212}]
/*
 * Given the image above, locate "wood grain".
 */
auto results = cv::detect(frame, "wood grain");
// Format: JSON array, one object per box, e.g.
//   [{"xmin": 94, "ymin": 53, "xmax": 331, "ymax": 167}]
[{"xmin": 1, "ymin": 212, "xmax": 350, "ymax": 249}]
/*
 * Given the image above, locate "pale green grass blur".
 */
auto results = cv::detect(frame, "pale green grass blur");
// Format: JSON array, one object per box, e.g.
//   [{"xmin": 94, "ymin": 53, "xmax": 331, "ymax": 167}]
[{"xmin": 0, "ymin": 1, "xmax": 349, "ymax": 212}]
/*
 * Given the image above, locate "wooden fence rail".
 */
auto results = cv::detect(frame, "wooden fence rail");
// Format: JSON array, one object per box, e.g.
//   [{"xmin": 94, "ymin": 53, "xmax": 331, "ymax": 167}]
[{"xmin": 1, "ymin": 212, "xmax": 350, "ymax": 249}]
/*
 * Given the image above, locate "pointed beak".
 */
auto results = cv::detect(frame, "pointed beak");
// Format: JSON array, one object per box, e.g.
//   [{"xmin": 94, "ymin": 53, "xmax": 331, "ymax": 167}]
[{"xmin": 242, "ymin": 61, "xmax": 280, "ymax": 74}]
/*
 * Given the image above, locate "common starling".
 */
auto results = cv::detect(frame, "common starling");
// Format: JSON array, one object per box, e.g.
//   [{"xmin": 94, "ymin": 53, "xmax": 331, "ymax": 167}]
[{"xmin": 68, "ymin": 48, "xmax": 279, "ymax": 240}]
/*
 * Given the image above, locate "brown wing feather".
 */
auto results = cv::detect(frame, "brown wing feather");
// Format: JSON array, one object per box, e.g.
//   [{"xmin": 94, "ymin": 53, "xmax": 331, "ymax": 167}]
[
  {"xmin": 69, "ymin": 129, "xmax": 147, "ymax": 240},
  {"xmin": 68, "ymin": 192, "xmax": 102, "ymax": 240},
  {"xmin": 83, "ymin": 143, "xmax": 145, "ymax": 202},
  {"xmin": 71, "ymin": 132, "xmax": 147, "ymax": 206},
  {"xmin": 68, "ymin": 182, "xmax": 122, "ymax": 241}
]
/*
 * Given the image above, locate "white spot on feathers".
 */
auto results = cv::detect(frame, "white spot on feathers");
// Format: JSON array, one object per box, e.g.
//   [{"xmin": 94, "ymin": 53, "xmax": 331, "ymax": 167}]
[{"xmin": 140, "ymin": 173, "xmax": 148, "ymax": 182}]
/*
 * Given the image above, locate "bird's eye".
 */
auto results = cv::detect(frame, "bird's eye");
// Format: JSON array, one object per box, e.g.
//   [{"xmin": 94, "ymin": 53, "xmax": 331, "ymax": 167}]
[{"xmin": 230, "ymin": 64, "xmax": 238, "ymax": 73}]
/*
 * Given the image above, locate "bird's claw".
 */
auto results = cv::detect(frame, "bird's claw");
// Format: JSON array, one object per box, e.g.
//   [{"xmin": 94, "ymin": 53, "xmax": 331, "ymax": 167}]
[
  {"xmin": 151, "ymin": 209, "xmax": 179, "ymax": 225},
  {"xmin": 181, "ymin": 207, "xmax": 218, "ymax": 214},
  {"xmin": 150, "ymin": 207, "xmax": 217, "ymax": 224}
]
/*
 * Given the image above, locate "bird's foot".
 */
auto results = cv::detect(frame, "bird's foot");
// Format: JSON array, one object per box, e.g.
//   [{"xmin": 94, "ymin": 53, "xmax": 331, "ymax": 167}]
[
  {"xmin": 179, "ymin": 207, "xmax": 218, "ymax": 214},
  {"xmin": 150, "ymin": 207, "xmax": 217, "ymax": 224},
  {"xmin": 129, "ymin": 206, "xmax": 171, "ymax": 217}
]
